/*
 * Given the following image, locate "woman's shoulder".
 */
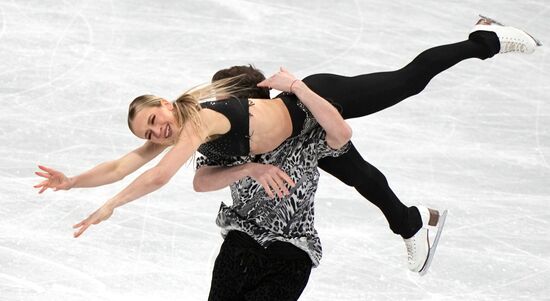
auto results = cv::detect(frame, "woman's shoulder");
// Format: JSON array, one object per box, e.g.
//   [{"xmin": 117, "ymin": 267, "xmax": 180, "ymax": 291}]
[
  {"xmin": 198, "ymin": 106, "xmax": 232, "ymax": 137},
  {"xmin": 200, "ymin": 96, "xmax": 248, "ymax": 108},
  {"xmin": 199, "ymin": 97, "xmax": 252, "ymax": 126}
]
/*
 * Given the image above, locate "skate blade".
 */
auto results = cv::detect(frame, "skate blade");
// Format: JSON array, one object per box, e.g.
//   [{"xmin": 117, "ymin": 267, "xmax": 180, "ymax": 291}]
[
  {"xmin": 478, "ymin": 14, "xmax": 543, "ymax": 46},
  {"xmin": 478, "ymin": 14, "xmax": 505, "ymax": 26},
  {"xmin": 419, "ymin": 209, "xmax": 448, "ymax": 276},
  {"xmin": 527, "ymin": 32, "xmax": 543, "ymax": 46}
]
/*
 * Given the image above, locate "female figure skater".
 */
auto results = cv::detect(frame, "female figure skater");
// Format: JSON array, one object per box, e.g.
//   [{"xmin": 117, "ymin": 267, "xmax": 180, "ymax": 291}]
[
  {"xmin": 34, "ymin": 16, "xmax": 540, "ymax": 289},
  {"xmin": 194, "ymin": 16, "xmax": 542, "ymax": 276}
]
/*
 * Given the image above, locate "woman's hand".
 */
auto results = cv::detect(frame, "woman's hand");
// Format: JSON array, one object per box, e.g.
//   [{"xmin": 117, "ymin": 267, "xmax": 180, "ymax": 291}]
[
  {"xmin": 246, "ymin": 162, "xmax": 295, "ymax": 198},
  {"xmin": 33, "ymin": 165, "xmax": 74, "ymax": 193},
  {"xmin": 257, "ymin": 67, "xmax": 299, "ymax": 93},
  {"xmin": 72, "ymin": 204, "xmax": 114, "ymax": 238}
]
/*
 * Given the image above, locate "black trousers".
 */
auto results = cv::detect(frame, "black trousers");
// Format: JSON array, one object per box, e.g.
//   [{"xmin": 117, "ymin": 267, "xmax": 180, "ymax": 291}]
[
  {"xmin": 208, "ymin": 231, "xmax": 312, "ymax": 301},
  {"xmin": 300, "ymin": 31, "xmax": 500, "ymax": 238}
]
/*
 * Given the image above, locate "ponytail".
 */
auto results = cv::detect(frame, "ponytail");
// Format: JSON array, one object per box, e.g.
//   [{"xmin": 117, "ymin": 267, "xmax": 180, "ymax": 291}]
[{"xmin": 128, "ymin": 75, "xmax": 251, "ymax": 140}]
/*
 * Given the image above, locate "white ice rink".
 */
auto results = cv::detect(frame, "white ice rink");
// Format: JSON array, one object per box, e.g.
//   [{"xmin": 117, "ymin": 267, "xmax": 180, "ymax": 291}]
[{"xmin": 1, "ymin": 0, "xmax": 549, "ymax": 300}]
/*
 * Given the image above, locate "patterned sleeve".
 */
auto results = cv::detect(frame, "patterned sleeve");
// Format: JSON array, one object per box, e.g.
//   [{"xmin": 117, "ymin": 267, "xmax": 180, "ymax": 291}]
[{"xmin": 312, "ymin": 128, "xmax": 351, "ymax": 159}]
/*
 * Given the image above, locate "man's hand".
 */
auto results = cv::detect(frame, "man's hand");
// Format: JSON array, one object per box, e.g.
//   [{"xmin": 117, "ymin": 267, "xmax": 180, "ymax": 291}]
[{"xmin": 247, "ymin": 162, "xmax": 295, "ymax": 198}]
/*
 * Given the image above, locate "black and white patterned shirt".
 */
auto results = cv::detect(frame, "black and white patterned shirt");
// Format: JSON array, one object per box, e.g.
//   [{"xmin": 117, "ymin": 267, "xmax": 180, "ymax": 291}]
[{"xmin": 196, "ymin": 126, "xmax": 350, "ymax": 267}]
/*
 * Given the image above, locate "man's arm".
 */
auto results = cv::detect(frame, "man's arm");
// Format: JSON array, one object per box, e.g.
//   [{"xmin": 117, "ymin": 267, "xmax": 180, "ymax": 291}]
[
  {"xmin": 194, "ymin": 163, "xmax": 295, "ymax": 198},
  {"xmin": 193, "ymin": 164, "xmax": 250, "ymax": 192}
]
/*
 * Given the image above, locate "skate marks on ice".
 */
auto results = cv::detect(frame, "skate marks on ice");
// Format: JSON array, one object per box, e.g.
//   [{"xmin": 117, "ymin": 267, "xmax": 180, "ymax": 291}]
[{"xmin": 1, "ymin": 0, "xmax": 550, "ymax": 300}]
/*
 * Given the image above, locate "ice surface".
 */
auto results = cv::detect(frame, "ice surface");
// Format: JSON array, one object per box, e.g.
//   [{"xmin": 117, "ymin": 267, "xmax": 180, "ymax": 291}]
[{"xmin": 1, "ymin": 0, "xmax": 549, "ymax": 300}]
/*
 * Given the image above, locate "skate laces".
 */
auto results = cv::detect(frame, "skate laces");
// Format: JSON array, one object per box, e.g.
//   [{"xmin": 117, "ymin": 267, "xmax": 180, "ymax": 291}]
[
  {"xmin": 405, "ymin": 238, "xmax": 416, "ymax": 263},
  {"xmin": 501, "ymin": 40, "xmax": 529, "ymax": 53}
]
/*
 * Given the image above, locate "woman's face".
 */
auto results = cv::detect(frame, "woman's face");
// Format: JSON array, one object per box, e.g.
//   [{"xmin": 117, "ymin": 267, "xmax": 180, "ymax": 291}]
[{"xmin": 131, "ymin": 100, "xmax": 179, "ymax": 145}]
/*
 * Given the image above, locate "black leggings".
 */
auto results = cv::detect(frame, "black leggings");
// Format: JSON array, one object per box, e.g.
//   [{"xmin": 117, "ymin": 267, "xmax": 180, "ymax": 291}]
[{"xmin": 300, "ymin": 31, "xmax": 500, "ymax": 238}]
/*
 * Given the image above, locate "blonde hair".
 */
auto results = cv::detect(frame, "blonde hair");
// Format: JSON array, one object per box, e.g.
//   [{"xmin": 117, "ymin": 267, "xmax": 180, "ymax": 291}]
[{"xmin": 127, "ymin": 75, "xmax": 249, "ymax": 143}]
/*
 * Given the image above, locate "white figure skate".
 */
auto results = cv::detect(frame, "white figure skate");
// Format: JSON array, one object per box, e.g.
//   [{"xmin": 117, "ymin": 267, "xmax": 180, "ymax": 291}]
[
  {"xmin": 404, "ymin": 206, "xmax": 448, "ymax": 276},
  {"xmin": 471, "ymin": 14, "xmax": 542, "ymax": 54}
]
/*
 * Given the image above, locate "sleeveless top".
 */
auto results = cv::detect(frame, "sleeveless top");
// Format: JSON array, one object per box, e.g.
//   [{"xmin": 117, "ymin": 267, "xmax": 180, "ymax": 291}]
[
  {"xmin": 197, "ymin": 94, "xmax": 310, "ymax": 160},
  {"xmin": 197, "ymin": 97, "xmax": 252, "ymax": 158}
]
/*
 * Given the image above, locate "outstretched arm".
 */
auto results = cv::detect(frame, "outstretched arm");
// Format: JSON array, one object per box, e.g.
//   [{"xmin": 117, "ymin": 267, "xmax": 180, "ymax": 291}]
[
  {"xmin": 34, "ymin": 141, "xmax": 167, "ymax": 193},
  {"xmin": 258, "ymin": 67, "xmax": 352, "ymax": 149},
  {"xmin": 72, "ymin": 123, "xmax": 205, "ymax": 238}
]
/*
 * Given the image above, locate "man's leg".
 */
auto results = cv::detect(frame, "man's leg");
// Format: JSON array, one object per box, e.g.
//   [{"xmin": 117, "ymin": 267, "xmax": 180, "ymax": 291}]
[
  {"xmin": 208, "ymin": 231, "xmax": 252, "ymax": 301},
  {"xmin": 244, "ymin": 242, "xmax": 312, "ymax": 301}
]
